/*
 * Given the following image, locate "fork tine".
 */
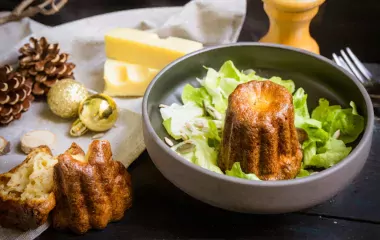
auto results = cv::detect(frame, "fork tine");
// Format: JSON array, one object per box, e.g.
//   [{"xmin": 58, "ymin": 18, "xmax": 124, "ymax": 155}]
[
  {"xmin": 340, "ymin": 49, "xmax": 366, "ymax": 83},
  {"xmin": 332, "ymin": 53, "xmax": 339, "ymax": 62},
  {"xmin": 332, "ymin": 53, "xmax": 340, "ymax": 66},
  {"xmin": 346, "ymin": 47, "xmax": 373, "ymax": 80},
  {"xmin": 333, "ymin": 53, "xmax": 354, "ymax": 75},
  {"xmin": 339, "ymin": 56, "xmax": 354, "ymax": 75}
]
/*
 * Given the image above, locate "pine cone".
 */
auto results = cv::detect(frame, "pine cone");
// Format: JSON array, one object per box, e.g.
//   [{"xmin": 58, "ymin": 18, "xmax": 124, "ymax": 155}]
[
  {"xmin": 0, "ymin": 65, "xmax": 34, "ymax": 125},
  {"xmin": 18, "ymin": 37, "xmax": 76, "ymax": 96}
]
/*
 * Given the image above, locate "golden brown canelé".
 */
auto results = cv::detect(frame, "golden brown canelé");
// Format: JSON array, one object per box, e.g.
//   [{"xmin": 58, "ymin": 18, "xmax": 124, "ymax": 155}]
[
  {"xmin": 52, "ymin": 140, "xmax": 132, "ymax": 234},
  {"xmin": 218, "ymin": 80, "xmax": 303, "ymax": 180}
]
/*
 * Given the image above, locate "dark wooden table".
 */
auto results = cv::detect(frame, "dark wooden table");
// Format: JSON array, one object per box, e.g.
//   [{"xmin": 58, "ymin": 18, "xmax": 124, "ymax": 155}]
[{"xmin": 2, "ymin": 0, "xmax": 380, "ymax": 239}]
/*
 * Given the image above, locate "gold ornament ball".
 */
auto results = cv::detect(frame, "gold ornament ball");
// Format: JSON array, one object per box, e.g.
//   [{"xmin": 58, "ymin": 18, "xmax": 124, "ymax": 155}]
[
  {"xmin": 78, "ymin": 94, "xmax": 118, "ymax": 132},
  {"xmin": 47, "ymin": 79, "xmax": 89, "ymax": 118}
]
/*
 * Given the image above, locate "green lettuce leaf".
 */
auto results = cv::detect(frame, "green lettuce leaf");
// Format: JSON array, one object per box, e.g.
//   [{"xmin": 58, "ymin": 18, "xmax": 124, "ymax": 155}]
[
  {"xmin": 297, "ymin": 168, "xmax": 311, "ymax": 178},
  {"xmin": 311, "ymin": 98, "xmax": 340, "ymax": 124},
  {"xmin": 219, "ymin": 77, "xmax": 240, "ymax": 97},
  {"xmin": 226, "ymin": 162, "xmax": 261, "ymax": 180},
  {"xmin": 205, "ymin": 120, "xmax": 222, "ymax": 148},
  {"xmin": 304, "ymin": 137, "xmax": 352, "ymax": 168},
  {"xmin": 172, "ymin": 137, "xmax": 222, "ymax": 174},
  {"xmin": 170, "ymin": 140, "xmax": 195, "ymax": 162},
  {"xmin": 160, "ymin": 102, "xmax": 204, "ymax": 140},
  {"xmin": 167, "ymin": 117, "xmax": 223, "ymax": 142},
  {"xmin": 302, "ymin": 139, "xmax": 317, "ymax": 167},
  {"xmin": 198, "ymin": 67, "xmax": 228, "ymax": 113},
  {"xmin": 298, "ymin": 119, "xmax": 329, "ymax": 143},
  {"xmin": 218, "ymin": 60, "xmax": 262, "ymax": 83},
  {"xmin": 162, "ymin": 118, "xmax": 176, "ymax": 139},
  {"xmin": 240, "ymin": 69, "xmax": 265, "ymax": 82},
  {"xmin": 293, "ymin": 88, "xmax": 329, "ymax": 143},
  {"xmin": 312, "ymin": 99, "xmax": 365, "ymax": 144},
  {"xmin": 329, "ymin": 101, "xmax": 365, "ymax": 144},
  {"xmin": 193, "ymin": 137, "xmax": 223, "ymax": 174},
  {"xmin": 269, "ymin": 76, "xmax": 295, "ymax": 93},
  {"xmin": 181, "ymin": 84, "xmax": 211, "ymax": 107},
  {"xmin": 218, "ymin": 60, "xmax": 242, "ymax": 80},
  {"xmin": 293, "ymin": 88, "xmax": 310, "ymax": 119}
]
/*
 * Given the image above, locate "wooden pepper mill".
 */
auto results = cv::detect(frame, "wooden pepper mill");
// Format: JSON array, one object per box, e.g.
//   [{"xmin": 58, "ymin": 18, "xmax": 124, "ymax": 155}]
[{"xmin": 259, "ymin": 0, "xmax": 326, "ymax": 54}]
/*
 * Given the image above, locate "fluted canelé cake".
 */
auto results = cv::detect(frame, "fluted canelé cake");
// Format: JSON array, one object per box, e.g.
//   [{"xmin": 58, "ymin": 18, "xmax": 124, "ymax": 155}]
[
  {"xmin": 52, "ymin": 140, "xmax": 132, "ymax": 234},
  {"xmin": 218, "ymin": 80, "xmax": 303, "ymax": 180}
]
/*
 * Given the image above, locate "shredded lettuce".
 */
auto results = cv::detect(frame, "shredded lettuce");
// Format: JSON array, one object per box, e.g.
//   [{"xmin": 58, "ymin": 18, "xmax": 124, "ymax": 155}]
[{"xmin": 160, "ymin": 60, "xmax": 365, "ymax": 181}]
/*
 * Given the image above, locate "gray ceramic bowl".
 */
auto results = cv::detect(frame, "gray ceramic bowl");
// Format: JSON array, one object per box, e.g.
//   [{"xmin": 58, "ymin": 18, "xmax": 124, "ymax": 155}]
[{"xmin": 142, "ymin": 43, "xmax": 374, "ymax": 213}]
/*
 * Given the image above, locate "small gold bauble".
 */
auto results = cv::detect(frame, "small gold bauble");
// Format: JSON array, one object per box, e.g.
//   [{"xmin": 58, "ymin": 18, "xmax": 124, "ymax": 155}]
[
  {"xmin": 78, "ymin": 93, "xmax": 118, "ymax": 132},
  {"xmin": 47, "ymin": 79, "xmax": 88, "ymax": 118}
]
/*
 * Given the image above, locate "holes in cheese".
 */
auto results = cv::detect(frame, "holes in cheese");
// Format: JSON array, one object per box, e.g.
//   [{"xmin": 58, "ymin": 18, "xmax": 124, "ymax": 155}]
[{"xmin": 103, "ymin": 59, "xmax": 159, "ymax": 97}]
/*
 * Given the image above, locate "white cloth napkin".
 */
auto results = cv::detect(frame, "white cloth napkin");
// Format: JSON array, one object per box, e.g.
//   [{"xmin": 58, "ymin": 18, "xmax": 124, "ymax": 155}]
[{"xmin": 0, "ymin": 0, "xmax": 246, "ymax": 239}]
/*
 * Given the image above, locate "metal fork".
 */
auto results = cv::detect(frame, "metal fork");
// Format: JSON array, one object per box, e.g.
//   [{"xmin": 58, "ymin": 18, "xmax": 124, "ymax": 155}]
[
  {"xmin": 333, "ymin": 48, "xmax": 374, "ymax": 84},
  {"xmin": 333, "ymin": 48, "xmax": 380, "ymax": 118}
]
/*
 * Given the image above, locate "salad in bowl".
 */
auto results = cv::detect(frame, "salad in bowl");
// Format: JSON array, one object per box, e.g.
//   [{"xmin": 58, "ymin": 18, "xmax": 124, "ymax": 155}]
[{"xmin": 159, "ymin": 60, "xmax": 365, "ymax": 181}]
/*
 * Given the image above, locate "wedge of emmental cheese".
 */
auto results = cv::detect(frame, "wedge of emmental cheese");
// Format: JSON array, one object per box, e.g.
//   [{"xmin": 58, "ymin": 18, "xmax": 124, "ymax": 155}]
[
  {"xmin": 103, "ymin": 59, "xmax": 159, "ymax": 97},
  {"xmin": 103, "ymin": 28, "xmax": 203, "ymax": 97}
]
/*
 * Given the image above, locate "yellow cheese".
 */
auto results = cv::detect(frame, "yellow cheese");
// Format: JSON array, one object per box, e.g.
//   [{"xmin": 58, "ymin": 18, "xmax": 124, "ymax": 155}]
[
  {"xmin": 105, "ymin": 28, "xmax": 203, "ymax": 69},
  {"xmin": 103, "ymin": 59, "xmax": 159, "ymax": 97}
]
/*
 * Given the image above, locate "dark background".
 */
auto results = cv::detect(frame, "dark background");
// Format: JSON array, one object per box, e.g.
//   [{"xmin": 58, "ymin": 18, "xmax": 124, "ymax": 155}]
[{"xmin": 1, "ymin": 0, "xmax": 380, "ymax": 62}]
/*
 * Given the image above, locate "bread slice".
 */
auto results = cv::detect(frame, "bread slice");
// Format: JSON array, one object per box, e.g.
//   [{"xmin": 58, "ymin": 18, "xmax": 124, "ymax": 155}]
[{"xmin": 0, "ymin": 146, "xmax": 57, "ymax": 230}]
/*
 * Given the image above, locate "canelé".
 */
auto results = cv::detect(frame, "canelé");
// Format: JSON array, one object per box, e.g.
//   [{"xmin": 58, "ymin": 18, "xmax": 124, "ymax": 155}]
[
  {"xmin": 52, "ymin": 140, "xmax": 132, "ymax": 234},
  {"xmin": 218, "ymin": 80, "xmax": 303, "ymax": 180}
]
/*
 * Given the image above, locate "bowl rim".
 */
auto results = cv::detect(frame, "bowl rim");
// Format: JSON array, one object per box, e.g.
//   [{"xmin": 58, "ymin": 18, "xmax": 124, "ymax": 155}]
[{"xmin": 142, "ymin": 42, "xmax": 374, "ymax": 187}]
